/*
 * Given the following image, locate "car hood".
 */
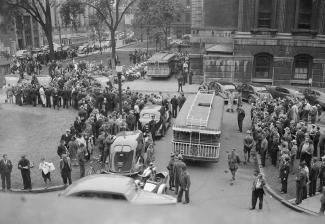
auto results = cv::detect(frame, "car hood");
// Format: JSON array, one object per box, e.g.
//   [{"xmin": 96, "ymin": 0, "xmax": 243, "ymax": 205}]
[{"xmin": 132, "ymin": 190, "xmax": 176, "ymax": 205}]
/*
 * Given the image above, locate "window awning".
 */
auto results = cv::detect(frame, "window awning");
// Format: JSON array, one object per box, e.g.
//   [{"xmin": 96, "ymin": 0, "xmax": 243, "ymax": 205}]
[{"xmin": 205, "ymin": 44, "xmax": 233, "ymax": 54}]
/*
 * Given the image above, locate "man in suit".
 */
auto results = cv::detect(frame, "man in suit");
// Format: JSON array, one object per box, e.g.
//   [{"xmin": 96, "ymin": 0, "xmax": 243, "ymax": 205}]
[
  {"xmin": 170, "ymin": 95, "xmax": 178, "ymax": 118},
  {"xmin": 295, "ymin": 162, "xmax": 308, "ymax": 205},
  {"xmin": 309, "ymin": 158, "xmax": 320, "ymax": 197},
  {"xmin": 237, "ymin": 105, "xmax": 245, "ymax": 133},
  {"xmin": 0, "ymin": 154, "xmax": 13, "ymax": 191},
  {"xmin": 177, "ymin": 166, "xmax": 191, "ymax": 204},
  {"xmin": 60, "ymin": 154, "xmax": 72, "ymax": 185},
  {"xmin": 148, "ymin": 116, "xmax": 157, "ymax": 145},
  {"xmin": 173, "ymin": 154, "xmax": 186, "ymax": 195},
  {"xmin": 18, "ymin": 155, "xmax": 32, "ymax": 190},
  {"xmin": 250, "ymin": 173, "xmax": 265, "ymax": 210},
  {"xmin": 280, "ymin": 157, "xmax": 290, "ymax": 194}
]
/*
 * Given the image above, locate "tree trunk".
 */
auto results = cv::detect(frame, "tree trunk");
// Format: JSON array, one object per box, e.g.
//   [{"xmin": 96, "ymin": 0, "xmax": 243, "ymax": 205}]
[
  {"xmin": 99, "ymin": 33, "xmax": 102, "ymax": 55},
  {"xmin": 111, "ymin": 30, "xmax": 116, "ymax": 67},
  {"xmin": 45, "ymin": 0, "xmax": 54, "ymax": 61}
]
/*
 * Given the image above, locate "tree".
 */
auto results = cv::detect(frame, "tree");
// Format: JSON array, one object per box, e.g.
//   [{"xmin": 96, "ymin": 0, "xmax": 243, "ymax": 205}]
[
  {"xmin": 5, "ymin": 0, "xmax": 56, "ymax": 60},
  {"xmin": 134, "ymin": 0, "xmax": 184, "ymax": 48},
  {"xmin": 81, "ymin": 0, "xmax": 137, "ymax": 68},
  {"xmin": 89, "ymin": 13, "xmax": 105, "ymax": 54},
  {"xmin": 60, "ymin": 0, "xmax": 85, "ymax": 31}
]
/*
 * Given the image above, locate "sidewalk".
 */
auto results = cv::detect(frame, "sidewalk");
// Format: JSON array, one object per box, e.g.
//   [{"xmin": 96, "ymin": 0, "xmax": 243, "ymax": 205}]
[{"xmin": 288, "ymin": 194, "xmax": 322, "ymax": 214}]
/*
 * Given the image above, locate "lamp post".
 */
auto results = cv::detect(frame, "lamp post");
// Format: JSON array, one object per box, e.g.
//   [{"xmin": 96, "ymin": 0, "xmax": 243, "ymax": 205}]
[{"xmin": 116, "ymin": 65, "xmax": 123, "ymax": 114}]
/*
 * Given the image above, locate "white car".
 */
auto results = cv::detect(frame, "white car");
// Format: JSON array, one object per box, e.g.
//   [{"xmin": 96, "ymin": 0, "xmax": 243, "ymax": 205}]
[
  {"xmin": 60, "ymin": 174, "xmax": 176, "ymax": 205},
  {"xmin": 15, "ymin": 50, "xmax": 29, "ymax": 58}
]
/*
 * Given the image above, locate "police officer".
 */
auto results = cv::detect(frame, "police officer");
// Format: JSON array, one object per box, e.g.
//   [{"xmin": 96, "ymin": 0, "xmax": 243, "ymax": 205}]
[
  {"xmin": 237, "ymin": 105, "xmax": 245, "ymax": 132},
  {"xmin": 148, "ymin": 115, "xmax": 157, "ymax": 145},
  {"xmin": 280, "ymin": 157, "xmax": 290, "ymax": 194},
  {"xmin": 18, "ymin": 155, "xmax": 32, "ymax": 190}
]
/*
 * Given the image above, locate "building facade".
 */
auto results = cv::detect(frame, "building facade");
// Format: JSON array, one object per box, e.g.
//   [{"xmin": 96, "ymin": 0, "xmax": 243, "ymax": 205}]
[
  {"xmin": 171, "ymin": 0, "xmax": 192, "ymax": 38},
  {"xmin": 190, "ymin": 0, "xmax": 325, "ymax": 88}
]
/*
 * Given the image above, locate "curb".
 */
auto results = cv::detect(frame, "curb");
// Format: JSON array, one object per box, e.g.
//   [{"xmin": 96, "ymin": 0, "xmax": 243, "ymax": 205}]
[
  {"xmin": 256, "ymin": 155, "xmax": 319, "ymax": 216},
  {"xmin": 10, "ymin": 185, "xmax": 67, "ymax": 194}
]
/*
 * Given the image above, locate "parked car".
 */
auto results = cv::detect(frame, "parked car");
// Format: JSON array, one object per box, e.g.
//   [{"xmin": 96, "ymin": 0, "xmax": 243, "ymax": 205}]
[
  {"xmin": 15, "ymin": 50, "xmax": 29, "ymax": 58},
  {"xmin": 208, "ymin": 80, "xmax": 239, "ymax": 104},
  {"xmin": 60, "ymin": 174, "xmax": 176, "ymax": 205},
  {"xmin": 139, "ymin": 105, "xmax": 171, "ymax": 137},
  {"xmin": 302, "ymin": 88, "xmax": 325, "ymax": 108},
  {"xmin": 237, "ymin": 83, "xmax": 272, "ymax": 103},
  {"xmin": 267, "ymin": 86, "xmax": 304, "ymax": 100}
]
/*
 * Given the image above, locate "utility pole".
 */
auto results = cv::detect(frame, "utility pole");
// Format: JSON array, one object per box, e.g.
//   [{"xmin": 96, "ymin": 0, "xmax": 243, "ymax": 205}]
[{"xmin": 116, "ymin": 65, "xmax": 123, "ymax": 114}]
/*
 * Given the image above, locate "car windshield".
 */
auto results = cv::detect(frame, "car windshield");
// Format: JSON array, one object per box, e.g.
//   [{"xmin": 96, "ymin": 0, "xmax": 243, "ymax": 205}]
[
  {"xmin": 223, "ymin": 85, "xmax": 236, "ymax": 91},
  {"xmin": 254, "ymin": 86, "xmax": 267, "ymax": 92}
]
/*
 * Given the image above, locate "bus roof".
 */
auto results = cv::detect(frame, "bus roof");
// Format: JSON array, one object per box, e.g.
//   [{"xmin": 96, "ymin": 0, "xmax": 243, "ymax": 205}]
[
  {"xmin": 148, "ymin": 52, "xmax": 176, "ymax": 63},
  {"xmin": 173, "ymin": 92, "xmax": 224, "ymax": 134}
]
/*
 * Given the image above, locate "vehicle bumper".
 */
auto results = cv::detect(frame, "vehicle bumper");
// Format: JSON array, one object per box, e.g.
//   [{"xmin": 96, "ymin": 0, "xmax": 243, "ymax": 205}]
[{"xmin": 182, "ymin": 155, "xmax": 219, "ymax": 163}]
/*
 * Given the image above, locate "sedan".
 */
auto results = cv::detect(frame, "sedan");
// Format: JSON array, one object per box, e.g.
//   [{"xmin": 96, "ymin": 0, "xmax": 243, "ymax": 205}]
[
  {"xmin": 238, "ymin": 83, "xmax": 272, "ymax": 103},
  {"xmin": 60, "ymin": 174, "xmax": 176, "ymax": 205},
  {"xmin": 302, "ymin": 88, "xmax": 325, "ymax": 108},
  {"xmin": 268, "ymin": 86, "xmax": 304, "ymax": 100},
  {"xmin": 208, "ymin": 80, "xmax": 239, "ymax": 104}
]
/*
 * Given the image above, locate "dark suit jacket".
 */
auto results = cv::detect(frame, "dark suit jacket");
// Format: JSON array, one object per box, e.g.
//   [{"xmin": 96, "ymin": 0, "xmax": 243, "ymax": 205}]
[{"xmin": 0, "ymin": 159, "xmax": 13, "ymax": 174}]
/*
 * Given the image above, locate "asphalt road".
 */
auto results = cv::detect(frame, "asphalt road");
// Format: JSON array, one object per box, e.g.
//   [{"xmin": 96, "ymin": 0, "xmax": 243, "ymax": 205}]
[{"xmin": 152, "ymin": 103, "xmax": 305, "ymax": 216}]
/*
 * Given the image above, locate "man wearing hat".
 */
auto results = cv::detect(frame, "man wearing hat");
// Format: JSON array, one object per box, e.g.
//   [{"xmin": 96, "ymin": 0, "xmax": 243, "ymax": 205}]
[
  {"xmin": 237, "ymin": 105, "xmax": 245, "ymax": 133},
  {"xmin": 148, "ymin": 115, "xmax": 157, "ymax": 144},
  {"xmin": 61, "ymin": 129, "xmax": 72, "ymax": 148},
  {"xmin": 243, "ymin": 130, "xmax": 254, "ymax": 164},
  {"xmin": 173, "ymin": 154, "xmax": 186, "ymax": 194},
  {"xmin": 177, "ymin": 166, "xmax": 191, "ymax": 204},
  {"xmin": 167, "ymin": 153, "xmax": 176, "ymax": 190},
  {"xmin": 260, "ymin": 132, "xmax": 268, "ymax": 167}
]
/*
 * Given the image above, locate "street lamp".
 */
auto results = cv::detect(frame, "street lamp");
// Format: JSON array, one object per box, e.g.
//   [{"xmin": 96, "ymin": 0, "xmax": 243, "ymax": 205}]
[{"xmin": 116, "ymin": 65, "xmax": 123, "ymax": 114}]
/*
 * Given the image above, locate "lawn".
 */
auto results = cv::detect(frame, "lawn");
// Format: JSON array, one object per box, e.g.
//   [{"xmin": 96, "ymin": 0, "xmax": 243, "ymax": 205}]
[{"xmin": 0, "ymin": 103, "xmax": 80, "ymax": 189}]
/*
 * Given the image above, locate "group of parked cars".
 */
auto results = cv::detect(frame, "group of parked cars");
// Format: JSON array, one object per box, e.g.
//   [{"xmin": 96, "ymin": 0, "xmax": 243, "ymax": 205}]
[{"xmin": 200, "ymin": 80, "xmax": 325, "ymax": 108}]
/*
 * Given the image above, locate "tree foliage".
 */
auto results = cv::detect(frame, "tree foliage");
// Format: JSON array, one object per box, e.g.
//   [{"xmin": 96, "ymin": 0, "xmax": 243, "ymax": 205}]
[
  {"xmin": 60, "ymin": 0, "xmax": 85, "ymax": 31},
  {"xmin": 81, "ymin": 0, "xmax": 137, "ymax": 67},
  {"xmin": 134, "ymin": 0, "xmax": 184, "ymax": 48}
]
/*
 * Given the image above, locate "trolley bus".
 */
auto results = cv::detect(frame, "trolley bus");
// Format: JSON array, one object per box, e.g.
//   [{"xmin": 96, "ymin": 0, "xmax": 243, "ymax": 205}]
[
  {"xmin": 147, "ymin": 52, "xmax": 177, "ymax": 78},
  {"xmin": 172, "ymin": 91, "xmax": 224, "ymax": 162}
]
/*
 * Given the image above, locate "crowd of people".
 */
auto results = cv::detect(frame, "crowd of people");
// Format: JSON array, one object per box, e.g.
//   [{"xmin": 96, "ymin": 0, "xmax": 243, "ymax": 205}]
[{"xmin": 240, "ymin": 95, "xmax": 325, "ymax": 208}]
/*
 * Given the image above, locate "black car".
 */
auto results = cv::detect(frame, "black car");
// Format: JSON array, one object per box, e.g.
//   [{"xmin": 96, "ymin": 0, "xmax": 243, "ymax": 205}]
[
  {"xmin": 237, "ymin": 83, "xmax": 272, "ymax": 103},
  {"xmin": 302, "ymin": 88, "xmax": 325, "ymax": 108},
  {"xmin": 268, "ymin": 86, "xmax": 304, "ymax": 100}
]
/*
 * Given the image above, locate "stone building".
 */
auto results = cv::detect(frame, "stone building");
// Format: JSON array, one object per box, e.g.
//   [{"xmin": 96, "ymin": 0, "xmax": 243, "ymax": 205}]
[
  {"xmin": 171, "ymin": 0, "xmax": 192, "ymax": 38},
  {"xmin": 190, "ymin": 0, "xmax": 325, "ymax": 87}
]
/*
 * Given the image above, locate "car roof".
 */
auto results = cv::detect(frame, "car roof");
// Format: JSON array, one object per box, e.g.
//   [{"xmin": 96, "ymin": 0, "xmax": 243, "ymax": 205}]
[
  {"xmin": 62, "ymin": 174, "xmax": 134, "ymax": 196},
  {"xmin": 213, "ymin": 80, "xmax": 235, "ymax": 85},
  {"xmin": 113, "ymin": 131, "xmax": 142, "ymax": 148},
  {"xmin": 140, "ymin": 105, "xmax": 161, "ymax": 115}
]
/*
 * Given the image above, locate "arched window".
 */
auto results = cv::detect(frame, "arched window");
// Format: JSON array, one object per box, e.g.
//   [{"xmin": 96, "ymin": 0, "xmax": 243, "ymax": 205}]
[
  {"xmin": 293, "ymin": 54, "xmax": 312, "ymax": 80},
  {"xmin": 254, "ymin": 53, "xmax": 273, "ymax": 79}
]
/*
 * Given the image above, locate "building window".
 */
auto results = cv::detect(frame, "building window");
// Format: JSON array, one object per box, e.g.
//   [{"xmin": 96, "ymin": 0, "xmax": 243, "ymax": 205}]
[
  {"xmin": 254, "ymin": 53, "xmax": 272, "ymax": 79},
  {"xmin": 293, "ymin": 55, "xmax": 312, "ymax": 80},
  {"xmin": 257, "ymin": 0, "xmax": 272, "ymax": 28},
  {"xmin": 297, "ymin": 0, "xmax": 313, "ymax": 29}
]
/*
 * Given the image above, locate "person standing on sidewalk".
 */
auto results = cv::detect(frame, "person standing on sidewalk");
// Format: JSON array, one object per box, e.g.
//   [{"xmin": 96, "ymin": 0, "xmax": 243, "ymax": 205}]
[
  {"xmin": 228, "ymin": 149, "xmax": 241, "ymax": 181},
  {"xmin": 280, "ymin": 157, "xmax": 290, "ymax": 194},
  {"xmin": 173, "ymin": 154, "xmax": 186, "ymax": 195},
  {"xmin": 309, "ymin": 158, "xmax": 319, "ymax": 197},
  {"xmin": 243, "ymin": 130, "xmax": 254, "ymax": 164},
  {"xmin": 320, "ymin": 187, "xmax": 325, "ymax": 215},
  {"xmin": 38, "ymin": 158, "xmax": 52, "ymax": 188},
  {"xmin": 260, "ymin": 133, "xmax": 268, "ymax": 167},
  {"xmin": 319, "ymin": 156, "xmax": 325, "ymax": 192},
  {"xmin": 167, "ymin": 153, "xmax": 175, "ymax": 191},
  {"xmin": 250, "ymin": 173, "xmax": 265, "ymax": 210},
  {"xmin": 77, "ymin": 143, "xmax": 87, "ymax": 178},
  {"xmin": 60, "ymin": 154, "xmax": 72, "ymax": 185},
  {"xmin": 18, "ymin": 155, "xmax": 32, "ymax": 190},
  {"xmin": 0, "ymin": 154, "xmax": 12, "ymax": 191},
  {"xmin": 177, "ymin": 166, "xmax": 191, "ymax": 204},
  {"xmin": 177, "ymin": 73, "xmax": 183, "ymax": 92},
  {"xmin": 170, "ymin": 95, "xmax": 178, "ymax": 118},
  {"xmin": 237, "ymin": 106, "xmax": 245, "ymax": 133},
  {"xmin": 295, "ymin": 162, "xmax": 308, "ymax": 205}
]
